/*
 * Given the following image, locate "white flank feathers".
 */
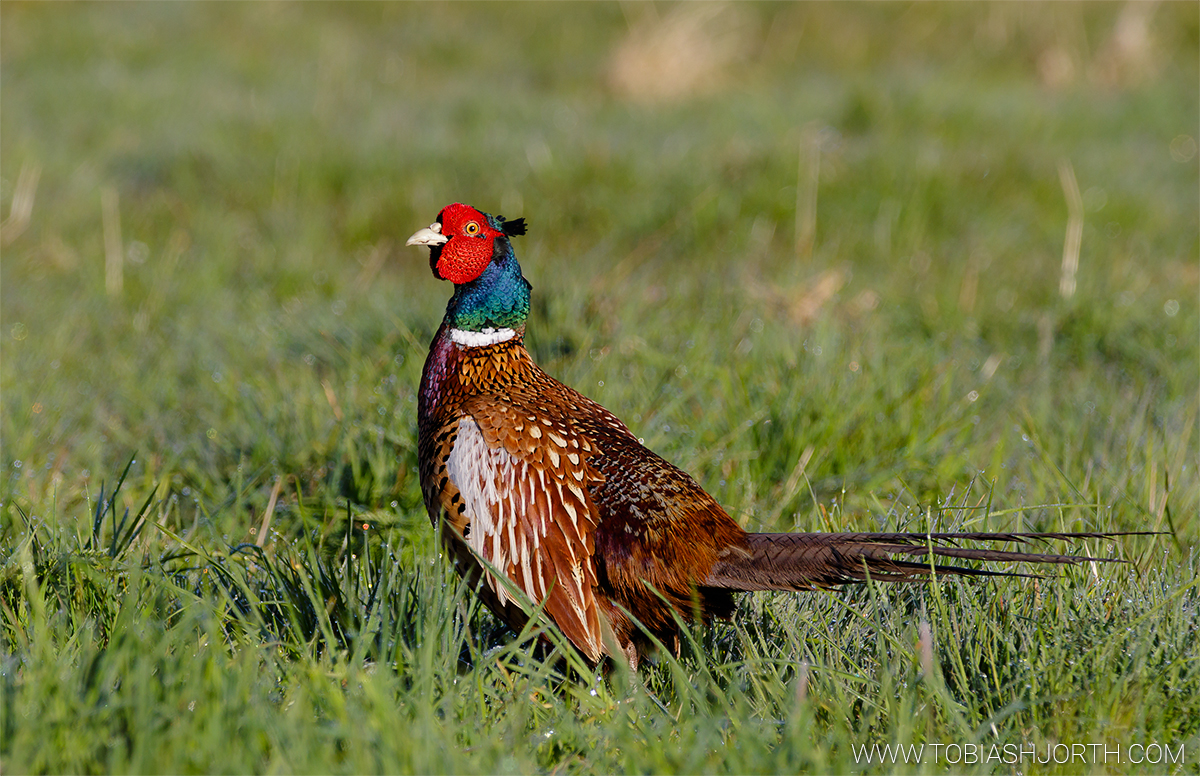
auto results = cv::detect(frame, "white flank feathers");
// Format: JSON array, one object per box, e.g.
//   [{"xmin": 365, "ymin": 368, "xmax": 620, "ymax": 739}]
[{"xmin": 445, "ymin": 413, "xmax": 601, "ymax": 660}]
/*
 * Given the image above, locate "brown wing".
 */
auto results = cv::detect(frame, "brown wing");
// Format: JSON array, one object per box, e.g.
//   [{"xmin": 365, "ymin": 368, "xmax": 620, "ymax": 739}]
[{"xmin": 446, "ymin": 394, "xmax": 606, "ymax": 662}]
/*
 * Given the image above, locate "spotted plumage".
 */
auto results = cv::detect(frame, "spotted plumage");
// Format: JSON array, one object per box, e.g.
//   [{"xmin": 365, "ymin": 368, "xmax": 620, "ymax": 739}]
[{"xmin": 408, "ymin": 203, "xmax": 1147, "ymax": 668}]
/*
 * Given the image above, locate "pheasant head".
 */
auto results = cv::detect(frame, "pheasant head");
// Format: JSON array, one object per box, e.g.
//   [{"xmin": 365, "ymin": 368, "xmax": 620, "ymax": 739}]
[{"xmin": 407, "ymin": 203, "xmax": 530, "ymax": 339}]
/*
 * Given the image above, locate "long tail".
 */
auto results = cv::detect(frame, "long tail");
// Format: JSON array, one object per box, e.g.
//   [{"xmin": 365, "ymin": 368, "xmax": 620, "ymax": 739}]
[{"xmin": 704, "ymin": 532, "xmax": 1158, "ymax": 591}]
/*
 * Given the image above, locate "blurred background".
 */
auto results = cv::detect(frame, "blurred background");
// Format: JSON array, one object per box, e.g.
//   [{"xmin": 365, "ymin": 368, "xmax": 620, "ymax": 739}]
[{"xmin": 2, "ymin": 2, "xmax": 1197, "ymax": 540}]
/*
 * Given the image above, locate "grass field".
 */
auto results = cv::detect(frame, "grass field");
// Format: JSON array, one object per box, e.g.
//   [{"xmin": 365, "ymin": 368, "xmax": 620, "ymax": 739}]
[{"xmin": 3, "ymin": 3, "xmax": 1198, "ymax": 773}]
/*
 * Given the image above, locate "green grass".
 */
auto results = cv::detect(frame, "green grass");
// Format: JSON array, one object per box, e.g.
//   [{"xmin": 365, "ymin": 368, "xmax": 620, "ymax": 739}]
[{"xmin": 3, "ymin": 3, "xmax": 1198, "ymax": 773}]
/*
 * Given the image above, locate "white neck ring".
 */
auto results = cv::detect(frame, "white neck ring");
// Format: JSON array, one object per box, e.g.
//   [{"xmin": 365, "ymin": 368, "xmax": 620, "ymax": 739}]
[{"xmin": 449, "ymin": 327, "xmax": 517, "ymax": 347}]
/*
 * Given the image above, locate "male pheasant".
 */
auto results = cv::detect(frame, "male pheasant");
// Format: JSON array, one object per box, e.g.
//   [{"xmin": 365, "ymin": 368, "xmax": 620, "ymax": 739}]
[{"xmin": 408, "ymin": 203, "xmax": 1137, "ymax": 668}]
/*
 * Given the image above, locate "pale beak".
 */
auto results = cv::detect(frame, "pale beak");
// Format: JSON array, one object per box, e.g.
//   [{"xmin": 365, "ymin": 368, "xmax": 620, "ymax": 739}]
[{"xmin": 406, "ymin": 222, "xmax": 449, "ymax": 247}]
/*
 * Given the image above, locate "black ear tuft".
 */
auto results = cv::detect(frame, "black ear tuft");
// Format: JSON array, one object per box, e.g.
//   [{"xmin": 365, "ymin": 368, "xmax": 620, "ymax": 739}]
[{"xmin": 500, "ymin": 217, "xmax": 527, "ymax": 237}]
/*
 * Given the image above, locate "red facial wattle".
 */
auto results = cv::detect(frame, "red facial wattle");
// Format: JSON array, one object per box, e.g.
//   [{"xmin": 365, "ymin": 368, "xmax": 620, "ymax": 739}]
[
  {"xmin": 433, "ymin": 204, "xmax": 502, "ymax": 285},
  {"xmin": 435, "ymin": 231, "xmax": 495, "ymax": 284}
]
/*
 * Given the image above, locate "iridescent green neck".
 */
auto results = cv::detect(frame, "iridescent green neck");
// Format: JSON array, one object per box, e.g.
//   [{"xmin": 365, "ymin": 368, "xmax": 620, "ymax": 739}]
[{"xmin": 443, "ymin": 237, "xmax": 530, "ymax": 335}]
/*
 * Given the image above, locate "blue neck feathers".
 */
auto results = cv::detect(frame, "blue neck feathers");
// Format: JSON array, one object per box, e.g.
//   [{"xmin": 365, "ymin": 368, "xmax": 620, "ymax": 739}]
[{"xmin": 443, "ymin": 237, "xmax": 531, "ymax": 333}]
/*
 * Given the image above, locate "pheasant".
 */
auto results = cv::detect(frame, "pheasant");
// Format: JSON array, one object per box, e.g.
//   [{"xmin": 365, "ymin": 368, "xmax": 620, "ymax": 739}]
[{"xmin": 408, "ymin": 203, "xmax": 1140, "ymax": 668}]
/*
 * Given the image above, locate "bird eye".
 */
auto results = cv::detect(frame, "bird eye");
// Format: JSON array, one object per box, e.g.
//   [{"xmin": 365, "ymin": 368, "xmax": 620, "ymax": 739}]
[{"xmin": 464, "ymin": 221, "xmax": 480, "ymax": 236}]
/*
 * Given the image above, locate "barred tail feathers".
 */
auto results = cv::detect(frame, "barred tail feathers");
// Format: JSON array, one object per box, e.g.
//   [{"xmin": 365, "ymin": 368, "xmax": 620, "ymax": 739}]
[{"xmin": 704, "ymin": 531, "xmax": 1152, "ymax": 591}]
